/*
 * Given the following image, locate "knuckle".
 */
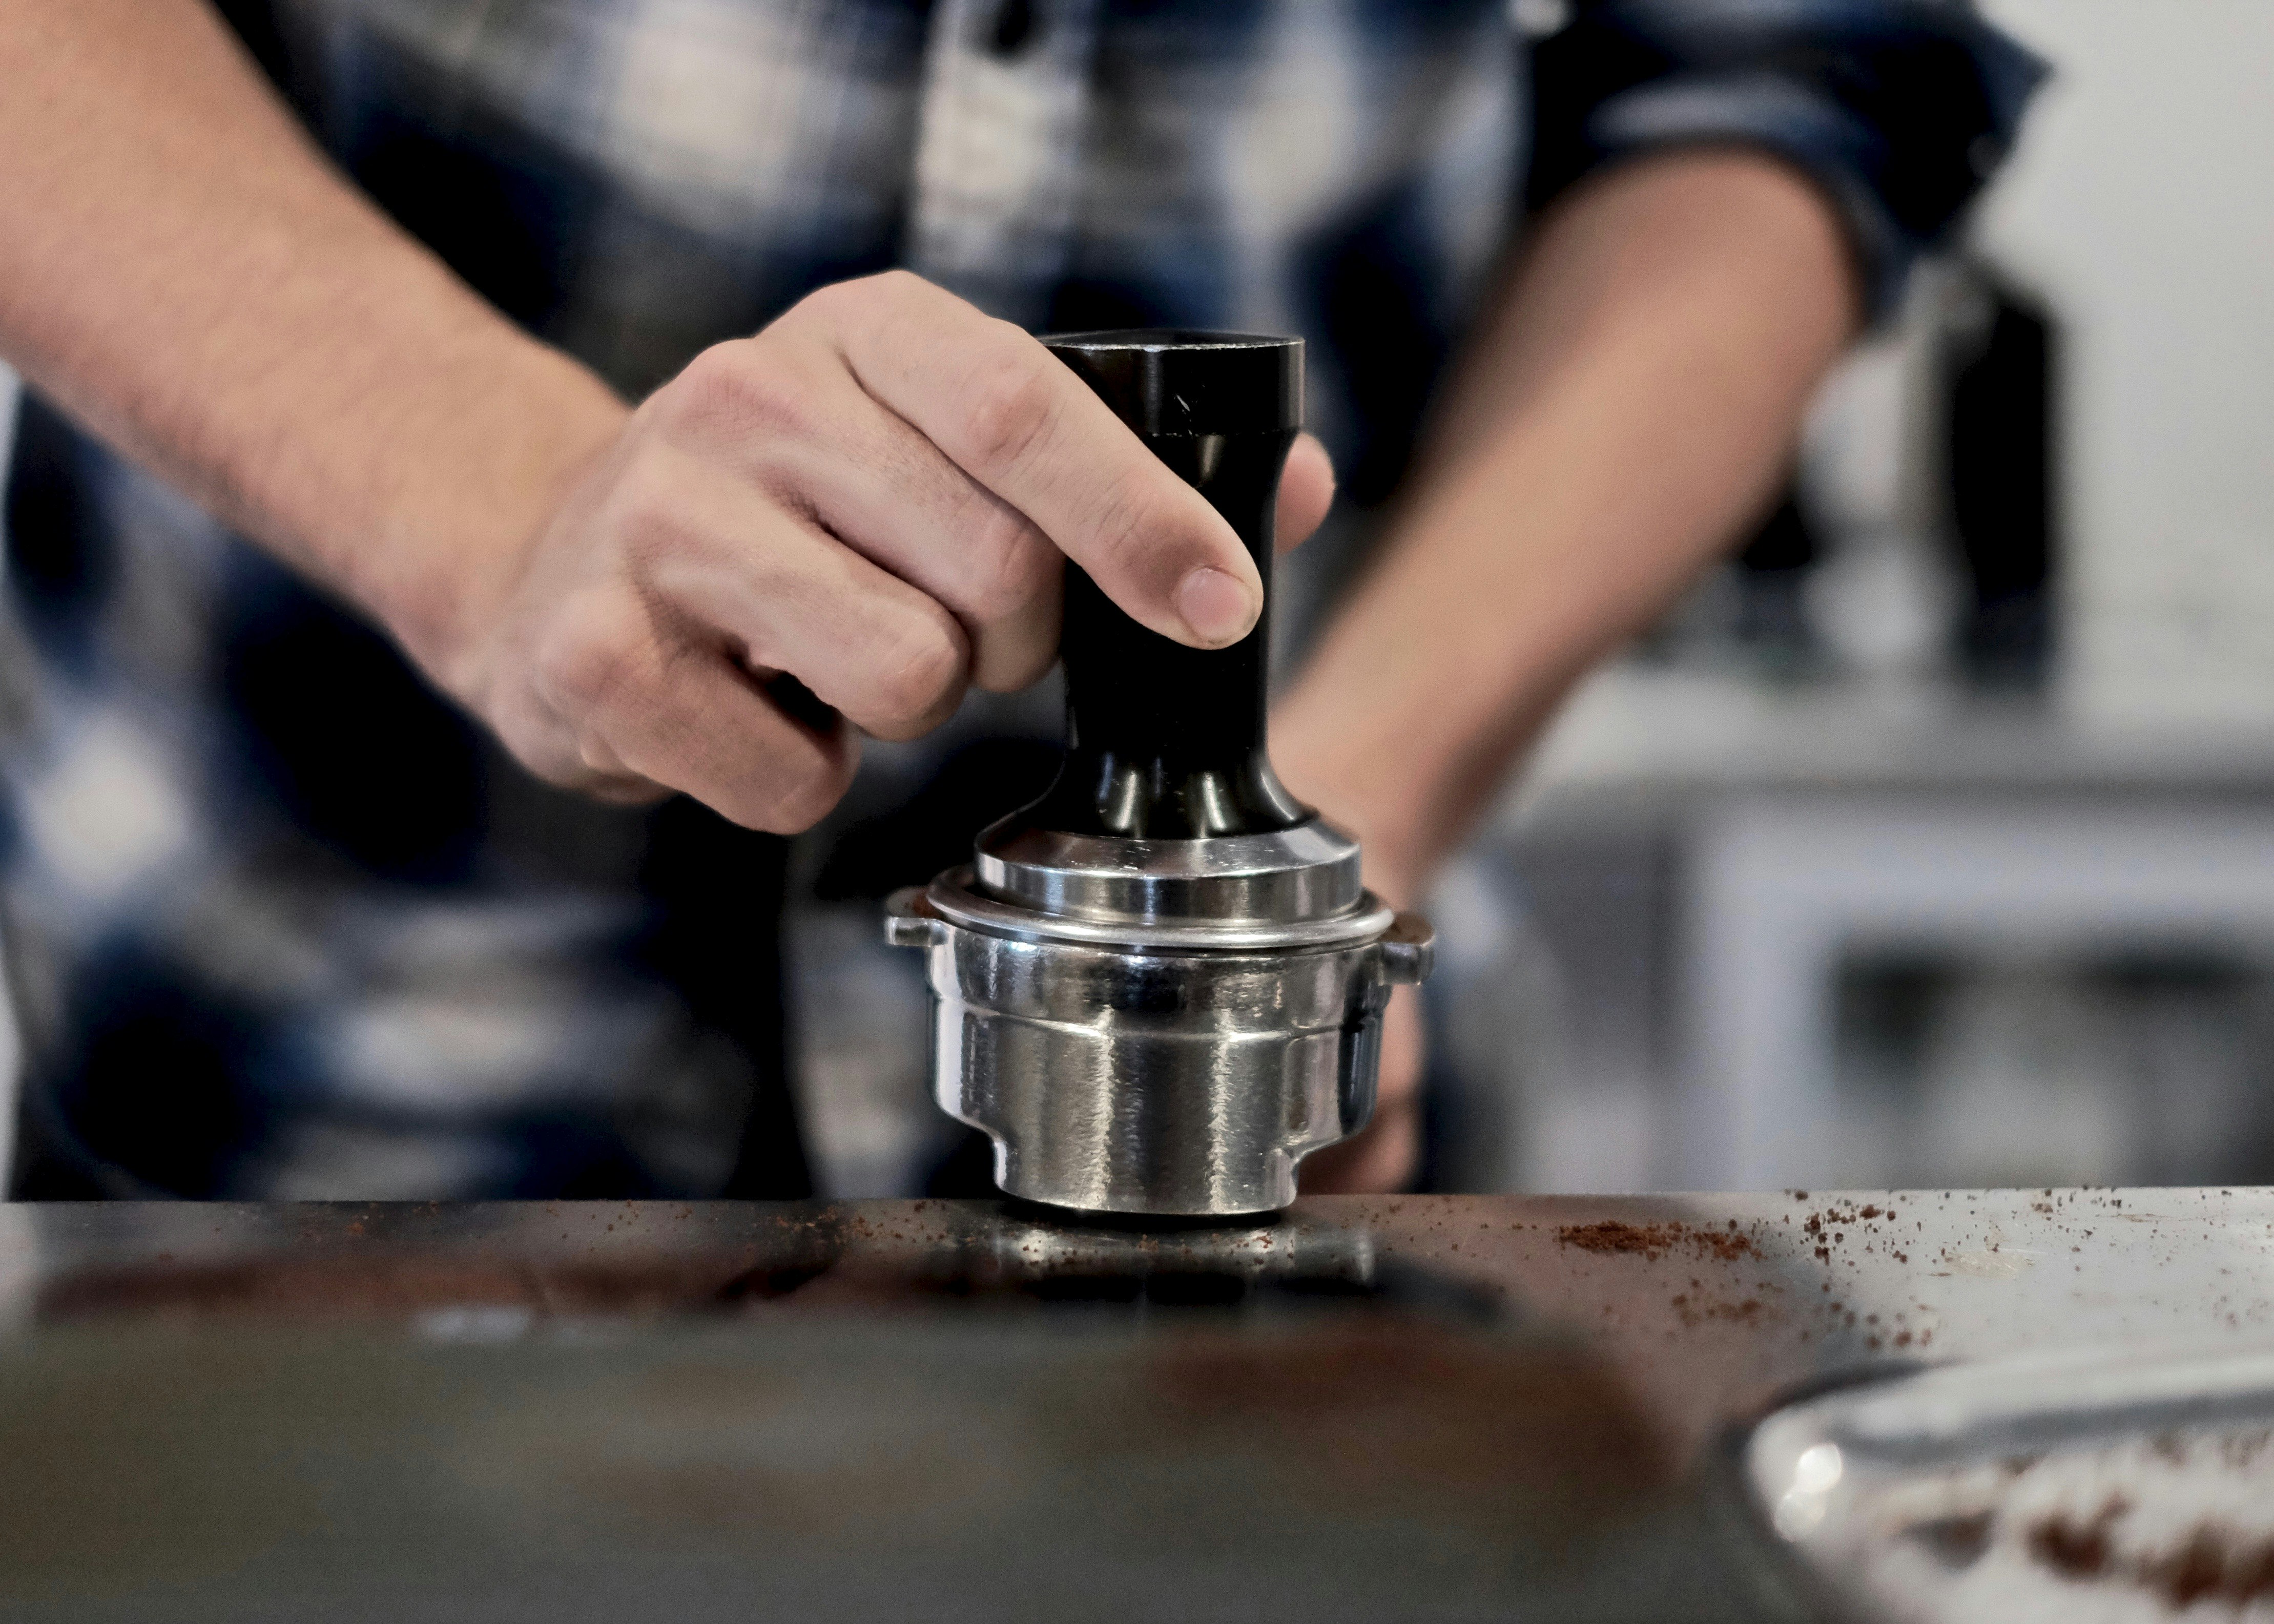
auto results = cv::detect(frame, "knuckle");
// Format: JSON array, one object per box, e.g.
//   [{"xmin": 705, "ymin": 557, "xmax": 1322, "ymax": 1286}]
[
  {"xmin": 587, "ymin": 776, "xmax": 670, "ymax": 807},
  {"xmin": 597, "ymin": 452, "xmax": 696, "ymax": 569},
  {"xmin": 962, "ymin": 509, "xmax": 1055, "ymax": 622},
  {"xmin": 494, "ymin": 709, "xmax": 601, "ymax": 796},
  {"xmin": 788, "ymin": 268, "xmax": 915, "ymax": 329},
  {"xmin": 955, "ymin": 348, "xmax": 1062, "ymax": 473},
  {"xmin": 776, "ymin": 282, "xmax": 847, "ymax": 337},
  {"xmin": 870, "ymin": 613, "xmax": 968, "ymax": 730},
  {"xmin": 743, "ymin": 726, "xmax": 856, "ymax": 832},
  {"xmin": 667, "ymin": 340, "xmax": 812, "ymax": 438},
  {"xmin": 1082, "ymin": 467, "xmax": 1164, "ymax": 574},
  {"xmin": 777, "ymin": 280, "xmax": 838, "ymax": 325},
  {"xmin": 575, "ymin": 735, "xmax": 627, "ymax": 776},
  {"xmin": 667, "ymin": 343, "xmax": 749, "ymax": 415},
  {"xmin": 850, "ymin": 267, "xmax": 925, "ymax": 308},
  {"xmin": 533, "ymin": 596, "xmax": 648, "ymax": 720},
  {"xmin": 870, "ymin": 267, "xmax": 924, "ymax": 296},
  {"xmin": 759, "ymin": 757, "xmax": 849, "ymax": 834}
]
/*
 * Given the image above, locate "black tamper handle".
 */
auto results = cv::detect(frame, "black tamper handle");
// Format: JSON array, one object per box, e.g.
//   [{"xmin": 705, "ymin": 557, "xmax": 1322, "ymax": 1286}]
[{"xmin": 1031, "ymin": 330, "xmax": 1310, "ymax": 840}]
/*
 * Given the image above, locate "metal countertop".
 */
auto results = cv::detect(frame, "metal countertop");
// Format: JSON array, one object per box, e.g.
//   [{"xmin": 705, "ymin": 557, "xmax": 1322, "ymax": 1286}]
[{"xmin": 1, "ymin": 1189, "xmax": 2267, "ymax": 1622}]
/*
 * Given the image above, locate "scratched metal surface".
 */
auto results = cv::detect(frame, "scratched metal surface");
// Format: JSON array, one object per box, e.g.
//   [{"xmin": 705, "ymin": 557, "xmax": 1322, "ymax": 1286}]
[{"xmin": 0, "ymin": 1190, "xmax": 2267, "ymax": 1623}]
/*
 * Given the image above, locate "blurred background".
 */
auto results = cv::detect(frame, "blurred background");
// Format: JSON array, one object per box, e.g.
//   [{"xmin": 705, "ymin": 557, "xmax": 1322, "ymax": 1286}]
[{"xmin": 6, "ymin": 0, "xmax": 2271, "ymax": 1200}]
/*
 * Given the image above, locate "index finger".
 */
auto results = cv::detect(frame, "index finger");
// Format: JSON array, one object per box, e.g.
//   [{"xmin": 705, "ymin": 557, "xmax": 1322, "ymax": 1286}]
[{"xmin": 819, "ymin": 273, "xmax": 1266, "ymax": 650}]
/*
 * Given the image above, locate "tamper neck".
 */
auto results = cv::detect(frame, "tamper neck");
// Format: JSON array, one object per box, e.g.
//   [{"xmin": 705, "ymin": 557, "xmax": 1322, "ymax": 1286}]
[{"xmin": 1027, "ymin": 330, "xmax": 1307, "ymax": 841}]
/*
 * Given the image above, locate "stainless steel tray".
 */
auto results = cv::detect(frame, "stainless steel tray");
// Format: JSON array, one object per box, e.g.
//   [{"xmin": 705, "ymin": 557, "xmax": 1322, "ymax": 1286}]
[{"xmin": 1746, "ymin": 1343, "xmax": 2274, "ymax": 1622}]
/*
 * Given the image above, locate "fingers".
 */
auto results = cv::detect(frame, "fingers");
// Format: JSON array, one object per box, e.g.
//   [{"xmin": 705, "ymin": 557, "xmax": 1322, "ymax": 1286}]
[
  {"xmin": 619, "ymin": 449, "xmax": 973, "ymax": 743},
  {"xmin": 817, "ymin": 272, "xmax": 1267, "ymax": 650},
  {"xmin": 521, "ymin": 443, "xmax": 973, "ymax": 834},
  {"xmin": 523, "ymin": 268, "xmax": 1309, "ymax": 841},
  {"xmin": 600, "ymin": 652, "xmax": 859, "ymax": 834},
  {"xmin": 664, "ymin": 341, "xmax": 1063, "ymax": 693},
  {"xmin": 791, "ymin": 408, "xmax": 1065, "ymax": 692},
  {"xmin": 528, "ymin": 588, "xmax": 861, "ymax": 834},
  {"xmin": 1276, "ymin": 432, "xmax": 1336, "ymax": 555}
]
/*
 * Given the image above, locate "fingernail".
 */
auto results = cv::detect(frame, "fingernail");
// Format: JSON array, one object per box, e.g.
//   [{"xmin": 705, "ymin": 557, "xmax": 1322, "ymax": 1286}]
[{"xmin": 1175, "ymin": 567, "xmax": 1259, "ymax": 647}]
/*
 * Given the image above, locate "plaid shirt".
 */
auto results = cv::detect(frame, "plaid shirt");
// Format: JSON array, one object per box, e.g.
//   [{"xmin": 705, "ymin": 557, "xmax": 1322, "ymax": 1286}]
[{"xmin": 0, "ymin": 0, "xmax": 2038, "ymax": 1199}]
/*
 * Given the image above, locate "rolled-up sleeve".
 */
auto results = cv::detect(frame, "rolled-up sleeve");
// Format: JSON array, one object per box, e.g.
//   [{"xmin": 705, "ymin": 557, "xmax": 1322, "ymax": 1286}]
[{"xmin": 1527, "ymin": 0, "xmax": 2048, "ymax": 317}]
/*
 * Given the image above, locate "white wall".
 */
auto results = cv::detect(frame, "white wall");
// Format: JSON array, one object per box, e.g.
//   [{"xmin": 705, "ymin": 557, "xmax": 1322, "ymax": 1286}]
[{"xmin": 1974, "ymin": 1, "xmax": 2274, "ymax": 726}]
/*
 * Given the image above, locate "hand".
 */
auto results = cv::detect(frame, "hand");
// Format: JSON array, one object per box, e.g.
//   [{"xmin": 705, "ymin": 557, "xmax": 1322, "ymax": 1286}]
[
  {"xmin": 1299, "ymin": 984, "xmax": 1425, "ymax": 1194},
  {"xmin": 448, "ymin": 270, "xmax": 1335, "ymax": 832}
]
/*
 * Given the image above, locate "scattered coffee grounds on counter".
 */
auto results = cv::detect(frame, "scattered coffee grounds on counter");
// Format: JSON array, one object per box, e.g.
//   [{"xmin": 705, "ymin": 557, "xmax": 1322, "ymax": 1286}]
[{"xmin": 1555, "ymin": 1220, "xmax": 1758, "ymax": 1263}]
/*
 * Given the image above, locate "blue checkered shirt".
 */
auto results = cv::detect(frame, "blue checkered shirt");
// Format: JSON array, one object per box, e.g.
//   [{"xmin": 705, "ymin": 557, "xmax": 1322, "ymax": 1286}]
[{"xmin": 0, "ymin": 0, "xmax": 2038, "ymax": 1198}]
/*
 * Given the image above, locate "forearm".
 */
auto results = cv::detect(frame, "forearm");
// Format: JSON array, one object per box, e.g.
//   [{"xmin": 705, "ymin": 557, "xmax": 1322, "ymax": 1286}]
[
  {"xmin": 1271, "ymin": 150, "xmax": 1859, "ymax": 904},
  {"xmin": 0, "ymin": 0, "xmax": 624, "ymax": 685}
]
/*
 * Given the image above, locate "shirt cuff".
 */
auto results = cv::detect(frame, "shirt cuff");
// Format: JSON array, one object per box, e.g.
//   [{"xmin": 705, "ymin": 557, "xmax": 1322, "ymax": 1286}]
[{"xmin": 1527, "ymin": 1, "xmax": 2050, "ymax": 321}]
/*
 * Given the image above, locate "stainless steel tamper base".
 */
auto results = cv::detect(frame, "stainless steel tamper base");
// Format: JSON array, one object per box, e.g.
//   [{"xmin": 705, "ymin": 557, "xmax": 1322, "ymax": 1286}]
[{"xmin": 885, "ymin": 823, "xmax": 1433, "ymax": 1217}]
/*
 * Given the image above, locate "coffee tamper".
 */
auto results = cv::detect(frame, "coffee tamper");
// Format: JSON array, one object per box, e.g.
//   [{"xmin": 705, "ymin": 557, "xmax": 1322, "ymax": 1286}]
[{"xmin": 885, "ymin": 330, "xmax": 1432, "ymax": 1217}]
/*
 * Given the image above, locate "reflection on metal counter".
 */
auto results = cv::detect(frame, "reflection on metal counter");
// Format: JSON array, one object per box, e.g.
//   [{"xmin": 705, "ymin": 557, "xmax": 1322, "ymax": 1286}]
[
  {"xmin": 7, "ymin": 1191, "xmax": 2274, "ymax": 1622},
  {"xmin": 885, "ymin": 333, "xmax": 1432, "ymax": 1217}
]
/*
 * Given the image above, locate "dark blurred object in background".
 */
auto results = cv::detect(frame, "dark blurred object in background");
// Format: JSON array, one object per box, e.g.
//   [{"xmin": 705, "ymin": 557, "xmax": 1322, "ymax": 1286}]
[
  {"xmin": 1730, "ymin": 491, "xmax": 1829, "ymax": 681},
  {"xmin": 1646, "ymin": 251, "xmax": 2061, "ymax": 698},
  {"xmin": 1939, "ymin": 257, "xmax": 2058, "ymax": 691}
]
